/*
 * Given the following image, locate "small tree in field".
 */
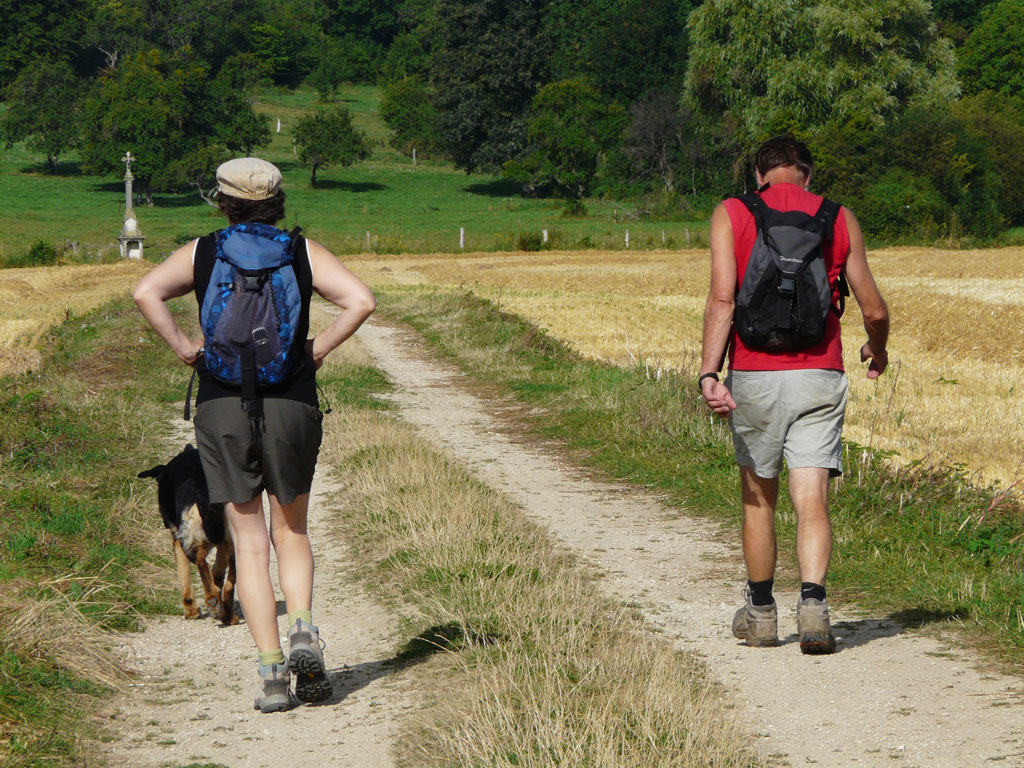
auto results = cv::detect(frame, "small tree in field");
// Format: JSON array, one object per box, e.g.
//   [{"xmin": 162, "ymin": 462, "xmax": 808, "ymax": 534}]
[
  {"xmin": 293, "ymin": 109, "xmax": 372, "ymax": 186},
  {"xmin": 2, "ymin": 57, "xmax": 82, "ymax": 171}
]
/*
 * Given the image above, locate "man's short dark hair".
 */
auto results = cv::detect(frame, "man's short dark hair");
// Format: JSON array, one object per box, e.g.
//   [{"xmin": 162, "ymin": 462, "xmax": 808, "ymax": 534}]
[
  {"xmin": 217, "ymin": 190, "xmax": 286, "ymax": 225},
  {"xmin": 754, "ymin": 134, "xmax": 814, "ymax": 179}
]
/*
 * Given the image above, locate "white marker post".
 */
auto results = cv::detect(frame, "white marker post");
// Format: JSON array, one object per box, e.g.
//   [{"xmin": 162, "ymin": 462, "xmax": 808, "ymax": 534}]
[
  {"xmin": 460, "ymin": 227, "xmax": 465, "ymax": 250},
  {"xmin": 542, "ymin": 229, "xmax": 548, "ymax": 244},
  {"xmin": 625, "ymin": 230, "xmax": 630, "ymax": 249}
]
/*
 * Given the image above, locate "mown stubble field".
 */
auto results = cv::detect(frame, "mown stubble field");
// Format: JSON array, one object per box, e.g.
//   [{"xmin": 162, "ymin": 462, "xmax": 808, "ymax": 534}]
[
  {"xmin": 349, "ymin": 246, "xmax": 1024, "ymax": 489},
  {"xmin": 5, "ymin": 247, "xmax": 1021, "ymax": 488}
]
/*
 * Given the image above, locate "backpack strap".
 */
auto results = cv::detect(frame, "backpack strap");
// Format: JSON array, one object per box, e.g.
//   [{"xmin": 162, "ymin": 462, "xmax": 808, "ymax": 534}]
[
  {"xmin": 735, "ymin": 194, "xmax": 768, "ymax": 232},
  {"xmin": 813, "ymin": 199, "xmax": 845, "ymax": 317}
]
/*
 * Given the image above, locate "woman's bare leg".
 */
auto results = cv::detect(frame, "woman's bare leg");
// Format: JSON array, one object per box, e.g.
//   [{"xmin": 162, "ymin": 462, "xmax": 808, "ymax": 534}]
[
  {"xmin": 225, "ymin": 497, "xmax": 280, "ymax": 652},
  {"xmin": 268, "ymin": 492, "xmax": 314, "ymax": 617}
]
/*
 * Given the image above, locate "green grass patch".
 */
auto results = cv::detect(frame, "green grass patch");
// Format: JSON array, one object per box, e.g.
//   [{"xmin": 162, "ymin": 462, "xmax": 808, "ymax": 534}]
[
  {"xmin": 0, "ymin": 296, "xmax": 199, "ymax": 766},
  {"xmin": 0, "ymin": 85, "xmax": 707, "ymax": 263},
  {"xmin": 377, "ymin": 285, "xmax": 1024, "ymax": 667}
]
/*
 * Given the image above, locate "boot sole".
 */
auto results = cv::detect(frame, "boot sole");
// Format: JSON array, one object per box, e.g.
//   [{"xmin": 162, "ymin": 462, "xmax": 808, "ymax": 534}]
[
  {"xmin": 289, "ymin": 648, "xmax": 332, "ymax": 703},
  {"xmin": 799, "ymin": 634, "xmax": 837, "ymax": 655}
]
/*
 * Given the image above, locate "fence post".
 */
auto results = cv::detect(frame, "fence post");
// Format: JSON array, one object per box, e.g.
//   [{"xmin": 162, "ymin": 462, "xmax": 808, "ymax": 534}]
[
  {"xmin": 412, "ymin": 147, "xmax": 417, "ymax": 166},
  {"xmin": 276, "ymin": 118, "xmax": 281, "ymax": 133},
  {"xmin": 625, "ymin": 230, "xmax": 630, "ymax": 249},
  {"xmin": 542, "ymin": 229, "xmax": 548, "ymax": 244},
  {"xmin": 365, "ymin": 231, "xmax": 371, "ymax": 250},
  {"xmin": 661, "ymin": 230, "xmax": 665, "ymax": 244},
  {"xmin": 460, "ymin": 227, "xmax": 465, "ymax": 249},
  {"xmin": 686, "ymin": 228, "xmax": 691, "ymax": 244}
]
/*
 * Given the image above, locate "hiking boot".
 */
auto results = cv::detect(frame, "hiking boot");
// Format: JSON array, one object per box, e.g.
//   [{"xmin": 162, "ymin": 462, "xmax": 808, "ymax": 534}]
[
  {"xmin": 732, "ymin": 589, "xmax": 778, "ymax": 647},
  {"xmin": 797, "ymin": 597, "xmax": 837, "ymax": 655},
  {"xmin": 288, "ymin": 619, "xmax": 332, "ymax": 704},
  {"xmin": 253, "ymin": 661, "xmax": 293, "ymax": 713}
]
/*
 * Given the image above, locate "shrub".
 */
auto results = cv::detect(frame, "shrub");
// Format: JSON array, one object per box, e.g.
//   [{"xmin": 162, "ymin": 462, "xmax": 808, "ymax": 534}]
[
  {"xmin": 855, "ymin": 169, "xmax": 949, "ymax": 240},
  {"xmin": 517, "ymin": 231, "xmax": 545, "ymax": 251},
  {"xmin": 561, "ymin": 199, "xmax": 588, "ymax": 218}
]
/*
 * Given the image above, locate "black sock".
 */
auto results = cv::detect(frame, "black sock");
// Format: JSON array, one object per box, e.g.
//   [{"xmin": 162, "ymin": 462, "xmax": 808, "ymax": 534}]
[
  {"xmin": 748, "ymin": 578, "xmax": 774, "ymax": 607},
  {"xmin": 801, "ymin": 582, "xmax": 826, "ymax": 602}
]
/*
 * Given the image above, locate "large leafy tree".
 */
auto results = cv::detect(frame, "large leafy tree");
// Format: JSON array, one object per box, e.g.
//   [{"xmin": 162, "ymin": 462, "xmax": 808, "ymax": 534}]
[
  {"xmin": 79, "ymin": 49, "xmax": 270, "ymax": 197},
  {"xmin": 293, "ymin": 108, "xmax": 372, "ymax": 186},
  {"xmin": 544, "ymin": 0, "xmax": 695, "ymax": 105},
  {"xmin": 958, "ymin": 0, "xmax": 1024, "ymax": 99},
  {"xmin": 506, "ymin": 77, "xmax": 627, "ymax": 198},
  {"xmin": 428, "ymin": 0, "xmax": 552, "ymax": 173},
  {"xmin": 1, "ymin": 58, "xmax": 83, "ymax": 170},
  {"xmin": 685, "ymin": 0, "xmax": 959, "ymax": 160},
  {"xmin": 0, "ymin": 0, "xmax": 88, "ymax": 86}
]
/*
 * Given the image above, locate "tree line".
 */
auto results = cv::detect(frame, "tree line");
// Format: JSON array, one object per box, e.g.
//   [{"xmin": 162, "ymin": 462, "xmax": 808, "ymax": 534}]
[{"xmin": 2, "ymin": 0, "xmax": 1023, "ymax": 238}]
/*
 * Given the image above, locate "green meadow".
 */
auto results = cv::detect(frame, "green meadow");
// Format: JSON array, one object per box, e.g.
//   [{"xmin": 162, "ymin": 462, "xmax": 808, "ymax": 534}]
[{"xmin": 0, "ymin": 85, "xmax": 708, "ymax": 261}]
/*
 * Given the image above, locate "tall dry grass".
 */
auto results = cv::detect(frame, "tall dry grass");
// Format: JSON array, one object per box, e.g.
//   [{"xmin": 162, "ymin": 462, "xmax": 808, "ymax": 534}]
[
  {"xmin": 349, "ymin": 246, "xmax": 1024, "ymax": 488},
  {"xmin": 0, "ymin": 261, "xmax": 152, "ymax": 376},
  {"xmin": 317, "ymin": 344, "xmax": 761, "ymax": 768}
]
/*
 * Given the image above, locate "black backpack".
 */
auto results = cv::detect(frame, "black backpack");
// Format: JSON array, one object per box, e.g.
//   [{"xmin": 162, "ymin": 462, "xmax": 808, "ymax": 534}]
[{"xmin": 733, "ymin": 190, "xmax": 846, "ymax": 352}]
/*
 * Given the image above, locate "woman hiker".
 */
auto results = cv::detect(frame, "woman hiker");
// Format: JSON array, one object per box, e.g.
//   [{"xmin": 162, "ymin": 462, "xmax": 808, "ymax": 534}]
[{"xmin": 134, "ymin": 157, "xmax": 376, "ymax": 712}]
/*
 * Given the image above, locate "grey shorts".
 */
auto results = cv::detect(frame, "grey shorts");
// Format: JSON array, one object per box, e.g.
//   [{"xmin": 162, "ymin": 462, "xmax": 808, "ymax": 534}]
[
  {"xmin": 727, "ymin": 369, "xmax": 849, "ymax": 479},
  {"xmin": 193, "ymin": 398, "xmax": 323, "ymax": 506}
]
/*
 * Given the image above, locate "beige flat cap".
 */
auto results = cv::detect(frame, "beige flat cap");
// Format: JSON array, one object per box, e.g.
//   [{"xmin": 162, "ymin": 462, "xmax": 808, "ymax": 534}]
[{"xmin": 216, "ymin": 157, "xmax": 282, "ymax": 200}]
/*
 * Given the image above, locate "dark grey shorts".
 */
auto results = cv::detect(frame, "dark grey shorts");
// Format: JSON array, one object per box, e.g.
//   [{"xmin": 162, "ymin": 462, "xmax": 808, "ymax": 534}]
[{"xmin": 193, "ymin": 398, "xmax": 323, "ymax": 506}]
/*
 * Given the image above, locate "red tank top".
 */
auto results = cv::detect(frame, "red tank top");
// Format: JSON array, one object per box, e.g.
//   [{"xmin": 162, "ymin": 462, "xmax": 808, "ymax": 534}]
[{"xmin": 723, "ymin": 183, "xmax": 850, "ymax": 371}]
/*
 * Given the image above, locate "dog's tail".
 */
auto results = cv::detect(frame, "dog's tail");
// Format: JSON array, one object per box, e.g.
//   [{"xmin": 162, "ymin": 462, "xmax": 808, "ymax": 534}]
[{"xmin": 137, "ymin": 465, "xmax": 165, "ymax": 480}]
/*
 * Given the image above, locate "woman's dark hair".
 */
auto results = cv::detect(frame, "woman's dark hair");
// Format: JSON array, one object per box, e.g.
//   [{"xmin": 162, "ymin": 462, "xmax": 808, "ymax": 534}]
[
  {"xmin": 754, "ymin": 134, "xmax": 814, "ymax": 179},
  {"xmin": 217, "ymin": 190, "xmax": 286, "ymax": 225}
]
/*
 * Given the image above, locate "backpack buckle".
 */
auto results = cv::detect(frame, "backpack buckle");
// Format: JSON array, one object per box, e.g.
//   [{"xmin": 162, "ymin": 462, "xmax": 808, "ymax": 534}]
[
  {"xmin": 243, "ymin": 274, "xmax": 264, "ymax": 292},
  {"xmin": 778, "ymin": 276, "xmax": 796, "ymax": 297}
]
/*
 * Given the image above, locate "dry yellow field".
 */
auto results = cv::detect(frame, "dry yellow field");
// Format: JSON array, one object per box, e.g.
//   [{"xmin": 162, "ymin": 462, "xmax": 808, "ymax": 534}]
[
  {"xmin": 350, "ymin": 247, "xmax": 1024, "ymax": 489},
  {"xmin": 0, "ymin": 261, "xmax": 152, "ymax": 376}
]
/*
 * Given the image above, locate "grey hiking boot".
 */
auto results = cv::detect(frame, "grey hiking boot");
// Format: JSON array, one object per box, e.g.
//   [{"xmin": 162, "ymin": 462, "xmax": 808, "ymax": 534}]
[
  {"xmin": 288, "ymin": 619, "xmax": 332, "ymax": 703},
  {"xmin": 797, "ymin": 597, "xmax": 837, "ymax": 655},
  {"xmin": 732, "ymin": 589, "xmax": 778, "ymax": 647},
  {"xmin": 253, "ymin": 661, "xmax": 293, "ymax": 713}
]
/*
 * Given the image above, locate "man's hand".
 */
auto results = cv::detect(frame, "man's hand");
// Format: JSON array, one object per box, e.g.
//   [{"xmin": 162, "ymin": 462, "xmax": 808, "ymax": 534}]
[
  {"xmin": 860, "ymin": 342, "xmax": 888, "ymax": 379},
  {"xmin": 701, "ymin": 377, "xmax": 737, "ymax": 417}
]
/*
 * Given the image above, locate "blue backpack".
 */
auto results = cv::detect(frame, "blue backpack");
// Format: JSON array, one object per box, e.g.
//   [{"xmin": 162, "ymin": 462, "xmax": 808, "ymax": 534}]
[{"xmin": 198, "ymin": 222, "xmax": 303, "ymax": 415}]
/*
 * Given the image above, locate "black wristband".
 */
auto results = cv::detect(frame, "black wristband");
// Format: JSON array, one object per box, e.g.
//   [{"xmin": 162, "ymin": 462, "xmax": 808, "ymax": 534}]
[{"xmin": 698, "ymin": 372, "xmax": 719, "ymax": 390}]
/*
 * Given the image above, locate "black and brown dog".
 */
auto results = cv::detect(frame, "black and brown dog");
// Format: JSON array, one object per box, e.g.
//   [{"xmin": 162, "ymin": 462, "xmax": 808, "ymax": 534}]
[{"xmin": 138, "ymin": 445, "xmax": 238, "ymax": 624}]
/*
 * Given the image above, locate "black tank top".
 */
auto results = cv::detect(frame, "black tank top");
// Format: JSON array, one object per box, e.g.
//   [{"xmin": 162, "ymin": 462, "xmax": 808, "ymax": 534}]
[{"xmin": 193, "ymin": 231, "xmax": 318, "ymax": 407}]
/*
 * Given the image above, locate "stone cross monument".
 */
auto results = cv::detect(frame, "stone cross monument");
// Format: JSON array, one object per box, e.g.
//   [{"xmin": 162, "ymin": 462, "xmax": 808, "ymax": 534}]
[{"xmin": 118, "ymin": 151, "xmax": 145, "ymax": 260}]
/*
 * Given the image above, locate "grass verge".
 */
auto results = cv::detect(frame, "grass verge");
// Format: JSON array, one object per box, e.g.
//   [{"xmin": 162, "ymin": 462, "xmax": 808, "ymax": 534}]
[
  {"xmin": 375, "ymin": 285, "xmax": 1024, "ymax": 668},
  {"xmin": 0, "ymin": 297, "xmax": 197, "ymax": 766},
  {"xmin": 315, "ymin": 339, "xmax": 763, "ymax": 767}
]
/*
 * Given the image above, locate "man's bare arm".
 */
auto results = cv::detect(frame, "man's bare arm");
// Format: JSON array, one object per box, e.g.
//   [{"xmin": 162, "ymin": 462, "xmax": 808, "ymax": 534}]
[
  {"xmin": 843, "ymin": 208, "xmax": 890, "ymax": 379},
  {"xmin": 700, "ymin": 203, "xmax": 738, "ymax": 415}
]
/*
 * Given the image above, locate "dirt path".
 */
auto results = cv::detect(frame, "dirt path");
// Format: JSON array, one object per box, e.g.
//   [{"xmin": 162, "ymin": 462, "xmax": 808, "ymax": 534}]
[
  {"xmin": 358, "ymin": 319, "xmax": 1024, "ymax": 768},
  {"xmin": 100, "ymin": 423, "xmax": 409, "ymax": 768}
]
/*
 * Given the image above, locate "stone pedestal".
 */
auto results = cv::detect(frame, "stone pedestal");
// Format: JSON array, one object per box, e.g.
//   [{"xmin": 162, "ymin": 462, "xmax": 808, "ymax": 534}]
[{"xmin": 119, "ymin": 214, "xmax": 145, "ymax": 259}]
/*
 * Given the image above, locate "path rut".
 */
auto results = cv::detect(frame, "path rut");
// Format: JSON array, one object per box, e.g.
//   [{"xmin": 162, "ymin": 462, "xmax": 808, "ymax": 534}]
[
  {"xmin": 99, "ymin": 425, "xmax": 409, "ymax": 768},
  {"xmin": 358, "ymin": 319, "xmax": 1024, "ymax": 768}
]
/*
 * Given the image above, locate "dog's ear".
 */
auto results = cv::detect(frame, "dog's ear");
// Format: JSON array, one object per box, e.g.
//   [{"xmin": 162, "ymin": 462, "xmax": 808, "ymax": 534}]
[{"xmin": 137, "ymin": 465, "xmax": 165, "ymax": 480}]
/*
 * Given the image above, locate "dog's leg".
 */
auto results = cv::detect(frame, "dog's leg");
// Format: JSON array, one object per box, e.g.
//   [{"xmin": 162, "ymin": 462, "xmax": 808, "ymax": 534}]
[
  {"xmin": 212, "ymin": 544, "xmax": 226, "ymax": 589},
  {"xmin": 217, "ymin": 540, "xmax": 239, "ymax": 625},
  {"xmin": 174, "ymin": 537, "xmax": 200, "ymax": 620},
  {"xmin": 194, "ymin": 544, "xmax": 221, "ymax": 619}
]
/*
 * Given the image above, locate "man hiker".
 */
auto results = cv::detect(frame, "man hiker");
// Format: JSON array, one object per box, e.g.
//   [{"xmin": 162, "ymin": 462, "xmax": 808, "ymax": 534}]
[{"xmin": 699, "ymin": 134, "xmax": 890, "ymax": 653}]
